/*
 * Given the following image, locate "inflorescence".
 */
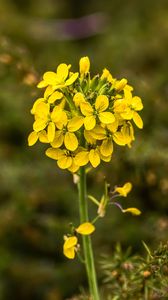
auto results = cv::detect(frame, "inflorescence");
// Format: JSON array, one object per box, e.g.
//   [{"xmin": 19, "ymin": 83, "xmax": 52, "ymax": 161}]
[{"xmin": 28, "ymin": 56, "xmax": 143, "ymax": 173}]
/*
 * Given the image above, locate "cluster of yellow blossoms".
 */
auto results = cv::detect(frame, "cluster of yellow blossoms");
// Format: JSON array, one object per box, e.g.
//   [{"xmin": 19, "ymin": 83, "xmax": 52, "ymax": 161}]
[{"xmin": 28, "ymin": 57, "xmax": 143, "ymax": 172}]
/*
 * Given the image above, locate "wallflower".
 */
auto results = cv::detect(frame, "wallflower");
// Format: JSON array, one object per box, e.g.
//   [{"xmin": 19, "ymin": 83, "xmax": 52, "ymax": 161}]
[
  {"xmin": 38, "ymin": 63, "xmax": 78, "ymax": 90},
  {"xmin": 80, "ymin": 95, "xmax": 115, "ymax": 130},
  {"xmin": 114, "ymin": 182, "xmax": 132, "ymax": 197},
  {"xmin": 63, "ymin": 236, "xmax": 78, "ymax": 259},
  {"xmin": 28, "ymin": 56, "xmax": 143, "ymax": 173}
]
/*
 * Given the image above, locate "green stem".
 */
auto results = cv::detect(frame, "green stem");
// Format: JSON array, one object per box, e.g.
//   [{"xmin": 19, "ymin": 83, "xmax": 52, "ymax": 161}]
[{"xmin": 78, "ymin": 166, "xmax": 100, "ymax": 300}]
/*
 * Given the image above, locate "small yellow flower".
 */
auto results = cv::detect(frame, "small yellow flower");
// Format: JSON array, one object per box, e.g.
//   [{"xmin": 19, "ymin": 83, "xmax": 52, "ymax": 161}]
[
  {"xmin": 76, "ymin": 222, "xmax": 95, "ymax": 235},
  {"xmin": 63, "ymin": 236, "xmax": 78, "ymax": 259},
  {"xmin": 46, "ymin": 148, "xmax": 80, "ymax": 172},
  {"xmin": 38, "ymin": 63, "xmax": 78, "ymax": 90},
  {"xmin": 80, "ymin": 95, "xmax": 115, "ymax": 130},
  {"xmin": 115, "ymin": 182, "xmax": 132, "ymax": 197},
  {"xmin": 51, "ymin": 116, "xmax": 83, "ymax": 151}
]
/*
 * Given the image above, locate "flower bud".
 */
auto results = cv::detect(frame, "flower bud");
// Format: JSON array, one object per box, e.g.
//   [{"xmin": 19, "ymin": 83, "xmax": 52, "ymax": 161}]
[{"xmin": 79, "ymin": 56, "xmax": 90, "ymax": 75}]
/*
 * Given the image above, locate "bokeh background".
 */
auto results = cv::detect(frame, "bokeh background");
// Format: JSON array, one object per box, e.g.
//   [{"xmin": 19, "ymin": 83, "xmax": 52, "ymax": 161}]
[{"xmin": 0, "ymin": 0, "xmax": 168, "ymax": 299}]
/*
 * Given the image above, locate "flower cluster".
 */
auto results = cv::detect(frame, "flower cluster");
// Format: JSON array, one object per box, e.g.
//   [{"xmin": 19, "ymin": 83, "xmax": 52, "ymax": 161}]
[{"xmin": 28, "ymin": 57, "xmax": 143, "ymax": 172}]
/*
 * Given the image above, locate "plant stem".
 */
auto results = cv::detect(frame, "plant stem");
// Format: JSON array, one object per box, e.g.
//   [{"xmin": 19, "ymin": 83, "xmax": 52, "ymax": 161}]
[{"xmin": 78, "ymin": 166, "xmax": 100, "ymax": 300}]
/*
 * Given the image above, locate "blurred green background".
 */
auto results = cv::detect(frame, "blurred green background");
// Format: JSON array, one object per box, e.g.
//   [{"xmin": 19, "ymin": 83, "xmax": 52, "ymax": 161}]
[{"xmin": 0, "ymin": 0, "xmax": 168, "ymax": 299}]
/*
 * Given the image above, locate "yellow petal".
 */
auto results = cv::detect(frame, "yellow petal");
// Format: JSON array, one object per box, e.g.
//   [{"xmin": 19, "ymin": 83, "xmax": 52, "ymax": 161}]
[
  {"xmin": 80, "ymin": 102, "xmax": 93, "ymax": 116},
  {"xmin": 79, "ymin": 56, "xmax": 90, "ymax": 74},
  {"xmin": 74, "ymin": 151, "xmax": 89, "ymax": 166},
  {"xmin": 133, "ymin": 112, "xmax": 143, "ymax": 129},
  {"xmin": 76, "ymin": 222, "xmax": 95, "ymax": 235},
  {"xmin": 57, "ymin": 63, "xmax": 69, "ymax": 80},
  {"xmin": 89, "ymin": 149, "xmax": 100, "ymax": 168},
  {"xmin": 44, "ymin": 85, "xmax": 54, "ymax": 98},
  {"xmin": 107, "ymin": 119, "xmax": 118, "ymax": 133},
  {"xmin": 35, "ymin": 102, "xmax": 49, "ymax": 118},
  {"xmin": 99, "ymin": 153, "xmax": 112, "ymax": 162},
  {"xmin": 64, "ymin": 132, "xmax": 78, "ymax": 151},
  {"xmin": 68, "ymin": 161, "xmax": 80, "ymax": 173},
  {"xmin": 67, "ymin": 116, "xmax": 84, "ymax": 132},
  {"xmin": 47, "ymin": 122, "xmax": 55, "ymax": 142},
  {"xmin": 63, "ymin": 236, "xmax": 78, "ymax": 249},
  {"xmin": 48, "ymin": 91, "xmax": 63, "ymax": 104},
  {"xmin": 63, "ymin": 246, "xmax": 76, "ymax": 259},
  {"xmin": 37, "ymin": 80, "xmax": 48, "ymax": 88},
  {"xmin": 113, "ymin": 132, "xmax": 127, "ymax": 146},
  {"xmin": 33, "ymin": 120, "xmax": 46, "ymax": 132},
  {"xmin": 84, "ymin": 116, "xmax": 96, "ymax": 130},
  {"xmin": 84, "ymin": 130, "xmax": 96, "ymax": 144},
  {"xmin": 100, "ymin": 139, "xmax": 113, "ymax": 156},
  {"xmin": 39, "ymin": 130, "xmax": 49, "ymax": 143},
  {"xmin": 122, "ymin": 207, "xmax": 141, "ymax": 216},
  {"xmin": 55, "ymin": 111, "xmax": 68, "ymax": 129},
  {"xmin": 121, "ymin": 108, "xmax": 133, "ymax": 120},
  {"xmin": 30, "ymin": 98, "xmax": 44, "ymax": 114},
  {"xmin": 115, "ymin": 182, "xmax": 132, "ymax": 197},
  {"xmin": 43, "ymin": 71, "xmax": 58, "ymax": 85},
  {"xmin": 99, "ymin": 112, "xmax": 115, "ymax": 124},
  {"xmin": 89, "ymin": 125, "xmax": 106, "ymax": 140},
  {"xmin": 65, "ymin": 72, "xmax": 79, "ymax": 86},
  {"xmin": 51, "ymin": 106, "xmax": 63, "ymax": 123},
  {"xmin": 28, "ymin": 131, "xmax": 38, "ymax": 146},
  {"xmin": 57, "ymin": 155, "xmax": 72, "ymax": 169},
  {"xmin": 132, "ymin": 96, "xmax": 143, "ymax": 111},
  {"xmin": 51, "ymin": 131, "xmax": 64, "ymax": 148},
  {"xmin": 95, "ymin": 95, "xmax": 109, "ymax": 112},
  {"xmin": 45, "ymin": 148, "xmax": 64, "ymax": 160}
]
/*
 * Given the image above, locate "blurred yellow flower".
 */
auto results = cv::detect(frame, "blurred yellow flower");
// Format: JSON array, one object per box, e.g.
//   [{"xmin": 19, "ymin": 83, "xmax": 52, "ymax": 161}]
[
  {"xmin": 115, "ymin": 182, "xmax": 132, "ymax": 197},
  {"xmin": 63, "ymin": 236, "xmax": 78, "ymax": 259}
]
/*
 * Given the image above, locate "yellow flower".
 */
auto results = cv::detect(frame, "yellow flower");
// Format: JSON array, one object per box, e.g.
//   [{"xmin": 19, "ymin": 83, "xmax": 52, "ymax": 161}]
[
  {"xmin": 45, "ymin": 148, "xmax": 80, "ymax": 172},
  {"xmin": 38, "ymin": 63, "xmax": 78, "ymax": 90},
  {"xmin": 115, "ymin": 182, "xmax": 132, "ymax": 197},
  {"xmin": 114, "ymin": 90, "xmax": 143, "ymax": 129},
  {"xmin": 63, "ymin": 236, "xmax": 78, "ymax": 259},
  {"xmin": 76, "ymin": 222, "xmax": 95, "ymax": 235},
  {"xmin": 80, "ymin": 95, "xmax": 115, "ymax": 130},
  {"xmin": 51, "ymin": 116, "xmax": 83, "ymax": 151},
  {"xmin": 122, "ymin": 207, "xmax": 141, "ymax": 215},
  {"xmin": 79, "ymin": 56, "xmax": 90, "ymax": 75},
  {"xmin": 32, "ymin": 102, "xmax": 67, "ymax": 143}
]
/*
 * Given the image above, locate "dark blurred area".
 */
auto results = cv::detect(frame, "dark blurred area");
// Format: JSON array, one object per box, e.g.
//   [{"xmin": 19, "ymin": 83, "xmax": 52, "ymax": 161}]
[{"xmin": 0, "ymin": 0, "xmax": 168, "ymax": 299}]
